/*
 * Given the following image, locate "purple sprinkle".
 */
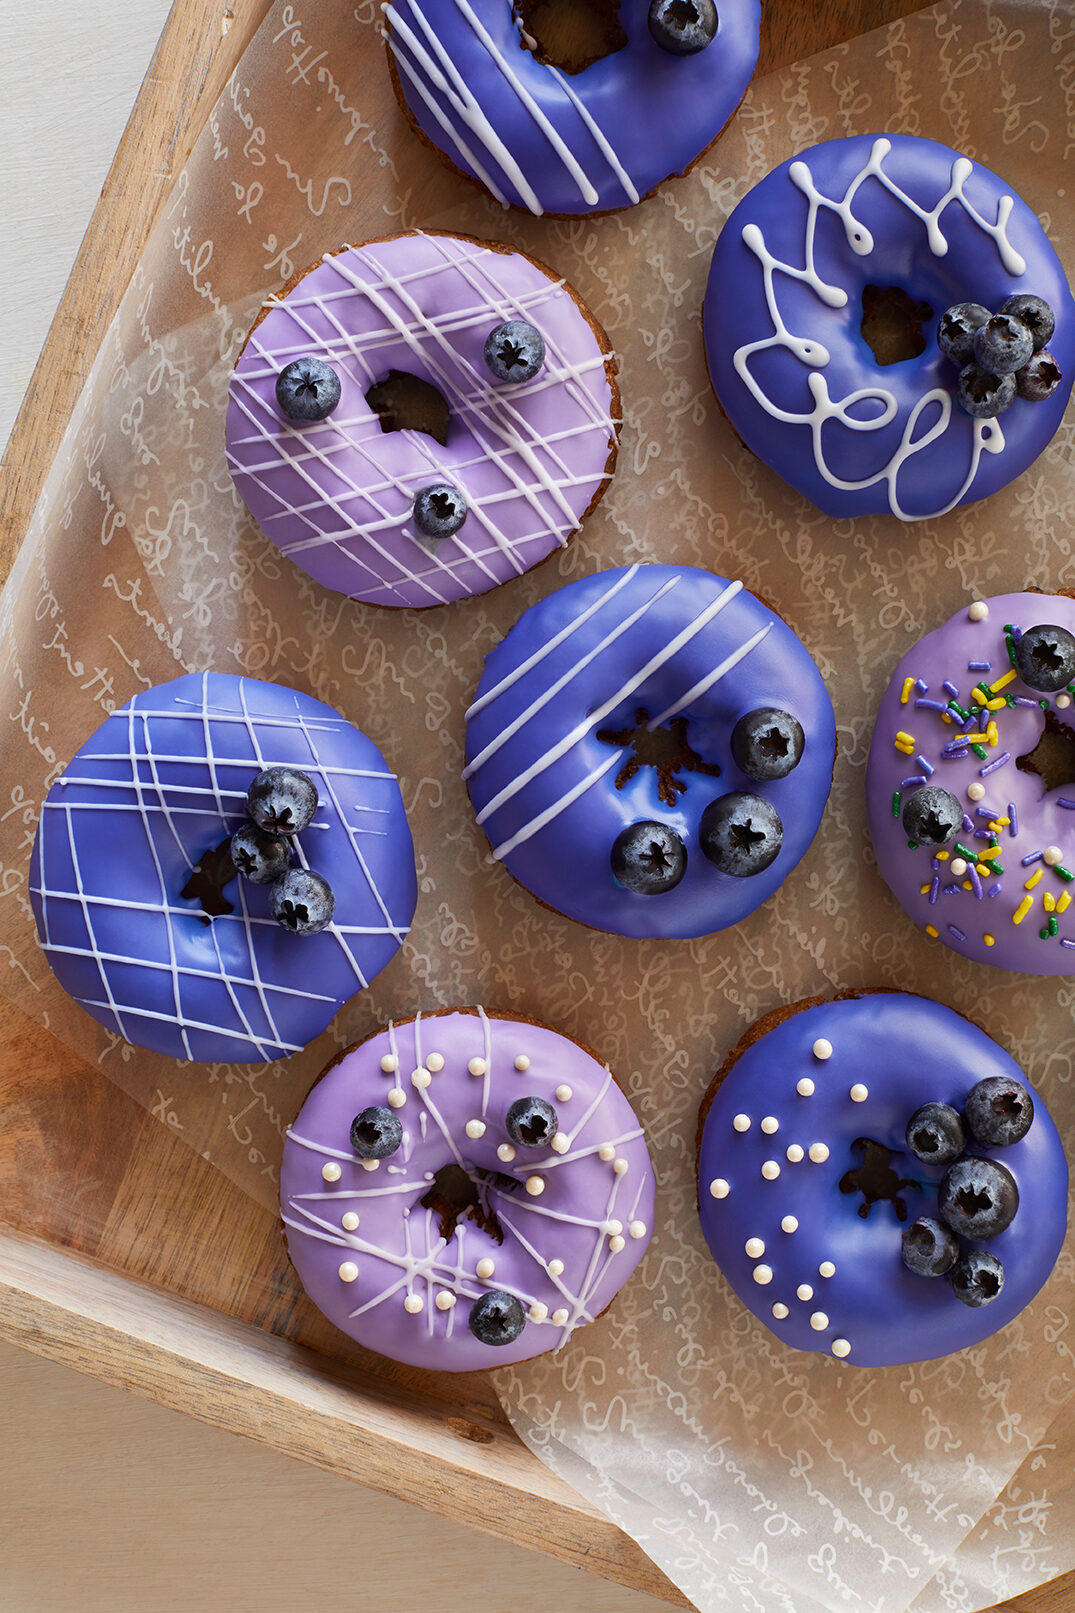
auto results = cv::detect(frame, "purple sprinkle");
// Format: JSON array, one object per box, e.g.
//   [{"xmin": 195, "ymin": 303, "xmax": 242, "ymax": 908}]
[
  {"xmin": 948, "ymin": 925, "xmax": 966, "ymax": 941},
  {"xmin": 1022, "ymin": 851, "xmax": 1043, "ymax": 867},
  {"xmin": 975, "ymin": 805, "xmax": 1003, "ymax": 820},
  {"xmin": 943, "ymin": 681, "xmax": 960, "ymax": 699},
  {"xmin": 973, "ymin": 829, "xmax": 995, "ymax": 841},
  {"xmin": 1008, "ymin": 802, "xmax": 1018, "ymax": 837},
  {"xmin": 1011, "ymin": 625, "xmax": 1023, "ymax": 640},
  {"xmin": 987, "ymin": 881, "xmax": 1002, "ymax": 898},
  {"xmin": 962, "ymin": 814, "xmax": 975, "ymax": 832},
  {"xmin": 1014, "ymin": 696, "xmax": 1039, "ymax": 708},
  {"xmin": 968, "ymin": 661, "xmax": 991, "ymax": 672},
  {"xmin": 1058, "ymin": 799, "xmax": 1075, "ymax": 810},
  {"xmin": 979, "ymin": 751, "xmax": 1011, "ymax": 777},
  {"xmin": 929, "ymin": 875, "xmax": 940, "ymax": 905},
  {"xmin": 969, "ymin": 866, "xmax": 984, "ymax": 899},
  {"xmin": 915, "ymin": 678, "xmax": 928, "ymax": 693},
  {"xmin": 915, "ymin": 698, "xmax": 948, "ymax": 712},
  {"xmin": 915, "ymin": 755, "xmax": 934, "ymax": 777},
  {"xmin": 900, "ymin": 775, "xmax": 927, "ymax": 789},
  {"xmin": 1062, "ymin": 938, "xmax": 1075, "ymax": 951},
  {"xmin": 931, "ymin": 855, "xmax": 942, "ymax": 870},
  {"xmin": 943, "ymin": 883, "xmax": 961, "ymax": 896},
  {"xmin": 978, "ymin": 710, "xmax": 991, "ymax": 732}
]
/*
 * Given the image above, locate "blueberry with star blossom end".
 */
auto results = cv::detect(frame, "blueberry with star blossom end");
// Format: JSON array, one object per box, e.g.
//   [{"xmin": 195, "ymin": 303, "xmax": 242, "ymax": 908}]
[
  {"xmin": 271, "ymin": 867, "xmax": 335, "ymax": 936},
  {"xmin": 1000, "ymin": 293, "xmax": 1055, "ymax": 352},
  {"xmin": 468, "ymin": 1290, "xmax": 526, "ymax": 1346},
  {"xmin": 413, "ymin": 484, "xmax": 467, "ymax": 540},
  {"xmin": 698, "ymin": 793, "xmax": 782, "ymax": 877},
  {"xmin": 730, "ymin": 707, "xmax": 805, "ymax": 782},
  {"xmin": 905, "ymin": 1101, "xmax": 965, "ymax": 1165},
  {"xmin": 505, "ymin": 1096, "xmax": 559, "ymax": 1149},
  {"xmin": 973, "ymin": 313, "xmax": 1034, "ymax": 376},
  {"xmin": 230, "ymin": 821, "xmax": 293, "ymax": 884},
  {"xmin": 247, "ymin": 767, "xmax": 318, "ymax": 836},
  {"xmin": 1011, "ymin": 623, "xmax": 1075, "ymax": 692},
  {"xmin": 900, "ymin": 785, "xmax": 961, "ymax": 847},
  {"xmin": 350, "ymin": 1105, "xmax": 403, "ymax": 1159},
  {"xmin": 901, "ymin": 1216, "xmax": 960, "ymax": 1277},
  {"xmin": 648, "ymin": 0, "xmax": 718, "ymax": 54},
  {"xmin": 964, "ymin": 1075, "xmax": 1034, "ymax": 1147},
  {"xmin": 938, "ymin": 1157, "xmax": 1018, "ymax": 1240},
  {"xmin": 1015, "ymin": 351, "xmax": 1063, "ymax": 402},
  {"xmin": 949, "ymin": 1248, "xmax": 1005, "ymax": 1308},
  {"xmin": 955, "ymin": 363, "xmax": 1016, "ymax": 419},
  {"xmin": 937, "ymin": 303, "xmax": 990, "ymax": 366},
  {"xmin": 484, "ymin": 321, "xmax": 545, "ymax": 383},
  {"xmin": 275, "ymin": 358, "xmax": 342, "ymax": 422},
  {"xmin": 611, "ymin": 821, "xmax": 687, "ymax": 894}
]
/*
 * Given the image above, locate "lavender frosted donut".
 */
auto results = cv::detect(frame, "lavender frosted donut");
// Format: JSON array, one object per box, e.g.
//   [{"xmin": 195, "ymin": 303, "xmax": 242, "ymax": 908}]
[
  {"xmin": 704, "ymin": 134, "xmax": 1074, "ymax": 521},
  {"xmin": 867, "ymin": 593, "xmax": 1075, "ymax": 974},
  {"xmin": 697, "ymin": 992, "xmax": 1068, "ymax": 1367},
  {"xmin": 281, "ymin": 1008, "xmax": 655, "ymax": 1370},
  {"xmin": 464, "ymin": 564, "xmax": 836, "ymax": 939},
  {"xmin": 383, "ymin": 0, "xmax": 760, "ymax": 217},
  {"xmin": 29, "ymin": 673, "xmax": 416, "ymax": 1063},
  {"xmin": 226, "ymin": 233, "xmax": 619, "ymax": 608}
]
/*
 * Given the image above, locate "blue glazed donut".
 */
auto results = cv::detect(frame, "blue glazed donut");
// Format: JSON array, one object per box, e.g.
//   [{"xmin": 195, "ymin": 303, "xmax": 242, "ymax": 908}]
[
  {"xmin": 704, "ymin": 134, "xmax": 1075, "ymax": 521},
  {"xmin": 383, "ymin": 0, "xmax": 760, "ymax": 216},
  {"xmin": 464, "ymin": 564, "xmax": 835, "ymax": 939},
  {"xmin": 29, "ymin": 673, "xmax": 417, "ymax": 1064},
  {"xmin": 697, "ymin": 992, "xmax": 1068, "ymax": 1367}
]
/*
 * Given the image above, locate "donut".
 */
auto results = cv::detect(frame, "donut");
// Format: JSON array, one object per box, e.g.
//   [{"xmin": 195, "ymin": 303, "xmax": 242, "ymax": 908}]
[
  {"xmin": 29, "ymin": 673, "xmax": 417, "ymax": 1063},
  {"xmin": 697, "ymin": 991, "xmax": 1067, "ymax": 1367},
  {"xmin": 865, "ymin": 592, "xmax": 1075, "ymax": 974},
  {"xmin": 704, "ymin": 134, "xmax": 1074, "ymax": 521},
  {"xmin": 226, "ymin": 232, "xmax": 619, "ymax": 608},
  {"xmin": 280, "ymin": 1007, "xmax": 655, "ymax": 1369},
  {"xmin": 464, "ymin": 563, "xmax": 836, "ymax": 939},
  {"xmin": 382, "ymin": 0, "xmax": 760, "ymax": 217}
]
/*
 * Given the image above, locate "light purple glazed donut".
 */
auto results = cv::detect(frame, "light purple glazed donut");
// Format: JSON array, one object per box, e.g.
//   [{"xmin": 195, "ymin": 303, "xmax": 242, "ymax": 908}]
[
  {"xmin": 226, "ymin": 232, "xmax": 619, "ymax": 608},
  {"xmin": 280, "ymin": 1007, "xmax": 655, "ymax": 1370},
  {"xmin": 867, "ymin": 593, "xmax": 1075, "ymax": 974},
  {"xmin": 383, "ymin": 0, "xmax": 761, "ymax": 217}
]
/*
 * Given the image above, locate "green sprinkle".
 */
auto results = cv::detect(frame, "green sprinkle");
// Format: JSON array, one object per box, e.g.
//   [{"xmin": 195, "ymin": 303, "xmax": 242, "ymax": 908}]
[
  {"xmin": 948, "ymin": 701, "xmax": 971, "ymax": 722},
  {"xmin": 971, "ymin": 743, "xmax": 988, "ymax": 760},
  {"xmin": 1041, "ymin": 700, "xmax": 1051, "ymax": 711},
  {"xmin": 992, "ymin": 862, "xmax": 1005, "ymax": 875},
  {"xmin": 892, "ymin": 791, "xmax": 901, "ymax": 819},
  {"xmin": 1056, "ymin": 865, "xmax": 1075, "ymax": 883},
  {"xmin": 954, "ymin": 843, "xmax": 975, "ymax": 861},
  {"xmin": 1041, "ymin": 925, "xmax": 1051, "ymax": 940},
  {"xmin": 907, "ymin": 839, "xmax": 919, "ymax": 850},
  {"xmin": 1050, "ymin": 914, "xmax": 1060, "ymax": 937}
]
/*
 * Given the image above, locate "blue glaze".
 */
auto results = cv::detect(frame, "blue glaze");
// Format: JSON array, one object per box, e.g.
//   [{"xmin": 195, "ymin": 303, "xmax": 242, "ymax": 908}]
[
  {"xmin": 464, "ymin": 564, "xmax": 835, "ymax": 939},
  {"xmin": 385, "ymin": 0, "xmax": 760, "ymax": 216},
  {"xmin": 704, "ymin": 134, "xmax": 1075, "ymax": 521},
  {"xmin": 29, "ymin": 673, "xmax": 417, "ymax": 1064},
  {"xmin": 697, "ymin": 993, "xmax": 1068, "ymax": 1367}
]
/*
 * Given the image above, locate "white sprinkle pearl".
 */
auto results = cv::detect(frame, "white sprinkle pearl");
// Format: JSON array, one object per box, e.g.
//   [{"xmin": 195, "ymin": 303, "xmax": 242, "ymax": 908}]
[
  {"xmin": 426, "ymin": 1053, "xmax": 445, "ymax": 1073},
  {"xmin": 761, "ymin": 1116, "xmax": 779, "ymax": 1134},
  {"xmin": 498, "ymin": 1143, "xmax": 516, "ymax": 1163},
  {"xmin": 338, "ymin": 1262, "xmax": 359, "ymax": 1283},
  {"xmin": 850, "ymin": 1084, "xmax": 868, "ymax": 1103},
  {"xmin": 752, "ymin": 1265, "xmax": 773, "ymax": 1285},
  {"xmin": 733, "ymin": 1113, "xmax": 751, "ymax": 1131},
  {"xmin": 525, "ymin": 1176, "xmax": 545, "ymax": 1196},
  {"xmin": 832, "ymin": 1338, "xmax": 851, "ymax": 1358},
  {"xmin": 404, "ymin": 1294, "xmax": 424, "ymax": 1315},
  {"xmin": 550, "ymin": 1132, "xmax": 570, "ymax": 1154},
  {"xmin": 1059, "ymin": 694, "xmax": 1073, "ymax": 710},
  {"xmin": 968, "ymin": 600, "xmax": 989, "ymax": 622},
  {"xmin": 387, "ymin": 1088, "xmax": 406, "ymax": 1109},
  {"xmin": 321, "ymin": 1162, "xmax": 342, "ymax": 1183},
  {"xmin": 468, "ymin": 1057, "xmax": 487, "ymax": 1077},
  {"xmin": 380, "ymin": 1054, "xmax": 398, "ymax": 1073},
  {"xmin": 609, "ymin": 1236, "xmax": 626, "ymax": 1254},
  {"xmin": 606, "ymin": 1220, "xmax": 624, "ymax": 1236},
  {"xmin": 465, "ymin": 1119, "xmax": 486, "ymax": 1140},
  {"xmin": 613, "ymin": 1158, "xmax": 629, "ymax": 1175},
  {"xmin": 772, "ymin": 1302, "xmax": 789, "ymax": 1320},
  {"xmin": 476, "ymin": 1258, "xmax": 495, "ymax": 1280},
  {"xmin": 797, "ymin": 1284, "xmax": 814, "ymax": 1302},
  {"xmin": 797, "ymin": 1078, "xmax": 815, "ymax": 1097},
  {"xmin": 361, "ymin": 1159, "xmax": 380, "ymax": 1173},
  {"xmin": 745, "ymin": 1237, "xmax": 765, "ymax": 1258},
  {"xmin": 809, "ymin": 1142, "xmax": 830, "ymax": 1163},
  {"xmin": 435, "ymin": 1291, "xmax": 456, "ymax": 1312},
  {"xmin": 819, "ymin": 1261, "xmax": 836, "ymax": 1278},
  {"xmin": 781, "ymin": 1215, "xmax": 799, "ymax": 1234},
  {"xmin": 529, "ymin": 1302, "xmax": 548, "ymax": 1322},
  {"xmin": 412, "ymin": 1068, "xmax": 431, "ymax": 1089},
  {"xmin": 949, "ymin": 858, "xmax": 968, "ymax": 878},
  {"xmin": 761, "ymin": 1161, "xmax": 781, "ymax": 1180},
  {"xmin": 629, "ymin": 1221, "xmax": 647, "ymax": 1240},
  {"xmin": 709, "ymin": 1178, "xmax": 730, "ymax": 1198},
  {"xmin": 786, "ymin": 1144, "xmax": 804, "ymax": 1163},
  {"xmin": 1044, "ymin": 846, "xmax": 1064, "ymax": 866},
  {"xmin": 810, "ymin": 1312, "xmax": 829, "ymax": 1331},
  {"xmin": 514, "ymin": 1054, "xmax": 530, "ymax": 1071},
  {"xmin": 967, "ymin": 782, "xmax": 986, "ymax": 802},
  {"xmin": 812, "ymin": 1039, "xmax": 833, "ymax": 1061},
  {"xmin": 598, "ymin": 1144, "xmax": 616, "ymax": 1161},
  {"xmin": 341, "ymin": 1212, "xmax": 360, "ymax": 1232},
  {"xmin": 555, "ymin": 1084, "xmax": 573, "ymax": 1102},
  {"xmin": 547, "ymin": 1259, "xmax": 564, "ymax": 1277},
  {"xmin": 551, "ymin": 1308, "xmax": 570, "ymax": 1327}
]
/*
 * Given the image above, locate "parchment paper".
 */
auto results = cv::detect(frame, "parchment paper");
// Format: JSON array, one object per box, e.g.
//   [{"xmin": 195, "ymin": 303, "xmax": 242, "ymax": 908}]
[{"xmin": 1, "ymin": 1, "xmax": 1074, "ymax": 1609}]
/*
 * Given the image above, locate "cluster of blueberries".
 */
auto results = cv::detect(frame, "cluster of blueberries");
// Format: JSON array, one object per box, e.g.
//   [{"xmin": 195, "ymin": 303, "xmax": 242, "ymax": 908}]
[
  {"xmin": 346, "ymin": 1093, "xmax": 559, "ymax": 1346},
  {"xmin": 900, "ymin": 1075, "xmax": 1033, "ymax": 1307},
  {"xmin": 611, "ymin": 706, "xmax": 804, "ymax": 894},
  {"xmin": 937, "ymin": 293, "xmax": 1062, "ymax": 420},
  {"xmin": 231, "ymin": 767, "xmax": 335, "ymax": 935}
]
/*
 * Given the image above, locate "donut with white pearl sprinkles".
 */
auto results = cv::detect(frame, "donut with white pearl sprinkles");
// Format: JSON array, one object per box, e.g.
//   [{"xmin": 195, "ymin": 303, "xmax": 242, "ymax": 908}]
[
  {"xmin": 281, "ymin": 1008, "xmax": 654, "ymax": 1370},
  {"xmin": 697, "ymin": 992, "xmax": 1067, "ymax": 1367}
]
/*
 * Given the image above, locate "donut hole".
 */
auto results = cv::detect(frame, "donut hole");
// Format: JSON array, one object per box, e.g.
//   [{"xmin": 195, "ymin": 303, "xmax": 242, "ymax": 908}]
[
  {"xmin": 859, "ymin": 284, "xmax": 934, "ymax": 368},
  {"xmin": 514, "ymin": 0, "xmax": 626, "ymax": 75},
  {"xmin": 180, "ymin": 835, "xmax": 237, "ymax": 924},
  {"xmin": 838, "ymin": 1137, "xmax": 919, "ymax": 1221},
  {"xmin": 365, "ymin": 369, "xmax": 451, "ymax": 446},
  {"xmin": 420, "ymin": 1161, "xmax": 516, "ymax": 1243},
  {"xmin": 595, "ymin": 707, "xmax": 721, "ymax": 807},
  {"xmin": 1016, "ymin": 708, "xmax": 1075, "ymax": 794}
]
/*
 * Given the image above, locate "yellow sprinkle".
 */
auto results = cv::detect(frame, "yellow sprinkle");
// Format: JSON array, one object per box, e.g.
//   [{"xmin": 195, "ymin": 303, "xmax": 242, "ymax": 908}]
[
  {"xmin": 941, "ymin": 712, "xmax": 952, "ymax": 724},
  {"xmin": 1059, "ymin": 892, "xmax": 1072, "ymax": 915},
  {"xmin": 920, "ymin": 883, "xmax": 932, "ymax": 896},
  {"xmin": 895, "ymin": 730, "xmax": 915, "ymax": 746},
  {"xmin": 962, "ymin": 881, "xmax": 973, "ymax": 891},
  {"xmin": 984, "ymin": 933, "xmax": 996, "ymax": 946},
  {"xmin": 990, "ymin": 669, "xmax": 1017, "ymax": 693},
  {"xmin": 985, "ymin": 721, "xmax": 999, "ymax": 748},
  {"xmin": 895, "ymin": 744, "xmax": 915, "ymax": 757},
  {"xmin": 1013, "ymin": 895, "xmax": 1034, "ymax": 926},
  {"xmin": 1044, "ymin": 892, "xmax": 1056, "ymax": 913},
  {"xmin": 936, "ymin": 850, "xmax": 950, "ymax": 860},
  {"xmin": 925, "ymin": 925, "xmax": 939, "ymax": 939},
  {"xmin": 986, "ymin": 697, "xmax": 1007, "ymax": 712},
  {"xmin": 977, "ymin": 845, "xmax": 1002, "ymax": 860},
  {"xmin": 1025, "ymin": 868, "xmax": 1044, "ymax": 889},
  {"xmin": 987, "ymin": 818, "xmax": 1011, "ymax": 831},
  {"xmin": 972, "ymin": 685, "xmax": 990, "ymax": 705},
  {"xmin": 900, "ymin": 678, "xmax": 914, "ymax": 705},
  {"xmin": 976, "ymin": 865, "xmax": 992, "ymax": 879}
]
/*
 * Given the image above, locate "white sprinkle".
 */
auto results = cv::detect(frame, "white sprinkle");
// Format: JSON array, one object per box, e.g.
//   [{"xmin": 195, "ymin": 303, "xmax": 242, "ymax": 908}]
[
  {"xmin": 426, "ymin": 1053, "xmax": 445, "ymax": 1073},
  {"xmin": 606, "ymin": 1219, "xmax": 623, "ymax": 1236},
  {"xmin": 831, "ymin": 1338, "xmax": 851, "ymax": 1358},
  {"xmin": 525, "ymin": 1175, "xmax": 545, "ymax": 1196},
  {"xmin": 797, "ymin": 1284, "xmax": 814, "ymax": 1301},
  {"xmin": 321, "ymin": 1162, "xmax": 342, "ymax": 1183},
  {"xmin": 761, "ymin": 1116, "xmax": 779, "ymax": 1134},
  {"xmin": 812, "ymin": 1039, "xmax": 833, "ymax": 1061},
  {"xmin": 609, "ymin": 1235, "xmax": 626, "ymax": 1254},
  {"xmin": 628, "ymin": 1221, "xmax": 647, "ymax": 1240},
  {"xmin": 1059, "ymin": 694, "xmax": 1073, "ymax": 710},
  {"xmin": 514, "ymin": 1054, "xmax": 530, "ymax": 1071},
  {"xmin": 598, "ymin": 1144, "xmax": 616, "ymax": 1161},
  {"xmin": 529, "ymin": 1302, "xmax": 548, "ymax": 1322},
  {"xmin": 404, "ymin": 1294, "xmax": 424, "ymax": 1315},
  {"xmin": 797, "ymin": 1078, "xmax": 815, "ymax": 1097},
  {"xmin": 551, "ymin": 1308, "xmax": 570, "ymax": 1327},
  {"xmin": 498, "ymin": 1143, "xmax": 516, "ymax": 1163},
  {"xmin": 612, "ymin": 1157, "xmax": 629, "ymax": 1175},
  {"xmin": 338, "ymin": 1262, "xmax": 359, "ymax": 1283},
  {"xmin": 1044, "ymin": 845, "xmax": 1064, "ymax": 866},
  {"xmin": 380, "ymin": 1053, "xmax": 398, "ymax": 1074},
  {"xmin": 465, "ymin": 1119, "xmax": 486, "ymax": 1140},
  {"xmin": 810, "ymin": 1312, "xmax": 829, "ymax": 1331},
  {"xmin": 752, "ymin": 1265, "xmax": 773, "ymax": 1285},
  {"xmin": 809, "ymin": 1142, "xmax": 830, "ymax": 1163},
  {"xmin": 761, "ymin": 1160, "xmax": 781, "ymax": 1180},
  {"xmin": 361, "ymin": 1158, "xmax": 380, "ymax": 1173},
  {"xmin": 550, "ymin": 1132, "xmax": 570, "ymax": 1154},
  {"xmin": 476, "ymin": 1257, "xmax": 495, "ymax": 1279},
  {"xmin": 412, "ymin": 1068, "xmax": 431, "ymax": 1089},
  {"xmin": 547, "ymin": 1259, "xmax": 564, "ymax": 1277},
  {"xmin": 950, "ymin": 858, "xmax": 968, "ymax": 878},
  {"xmin": 341, "ymin": 1212, "xmax": 360, "ymax": 1232},
  {"xmin": 745, "ymin": 1237, "xmax": 765, "ymax": 1258},
  {"xmin": 967, "ymin": 781, "xmax": 986, "ymax": 802},
  {"xmin": 733, "ymin": 1113, "xmax": 751, "ymax": 1131},
  {"xmin": 387, "ymin": 1088, "xmax": 406, "ymax": 1109},
  {"xmin": 771, "ymin": 1302, "xmax": 789, "ymax": 1320},
  {"xmin": 468, "ymin": 1056, "xmax": 488, "ymax": 1076},
  {"xmin": 709, "ymin": 1178, "xmax": 730, "ymax": 1198},
  {"xmin": 786, "ymin": 1144, "xmax": 804, "ymax": 1163},
  {"xmin": 819, "ymin": 1261, "xmax": 836, "ymax": 1278},
  {"xmin": 781, "ymin": 1215, "xmax": 799, "ymax": 1233},
  {"xmin": 555, "ymin": 1084, "xmax": 573, "ymax": 1102},
  {"xmin": 968, "ymin": 600, "xmax": 989, "ymax": 622},
  {"xmin": 435, "ymin": 1291, "xmax": 456, "ymax": 1311},
  {"xmin": 850, "ymin": 1084, "xmax": 868, "ymax": 1103}
]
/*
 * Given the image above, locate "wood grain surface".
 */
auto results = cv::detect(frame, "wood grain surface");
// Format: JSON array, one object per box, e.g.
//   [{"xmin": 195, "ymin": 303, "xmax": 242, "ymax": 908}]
[{"xmin": 0, "ymin": 1, "xmax": 1072, "ymax": 1608}]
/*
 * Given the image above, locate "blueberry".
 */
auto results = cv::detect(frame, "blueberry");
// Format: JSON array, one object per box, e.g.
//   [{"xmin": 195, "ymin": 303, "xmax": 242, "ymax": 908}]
[
  {"xmin": 611, "ymin": 821, "xmax": 687, "ymax": 894},
  {"xmin": 271, "ymin": 867, "xmax": 335, "ymax": 936},
  {"xmin": 505, "ymin": 1096, "xmax": 558, "ymax": 1149},
  {"xmin": 648, "ymin": 0, "xmax": 718, "ymax": 55},
  {"xmin": 349, "ymin": 1105, "xmax": 403, "ymax": 1159},
  {"xmin": 1015, "ymin": 350, "xmax": 1063, "ymax": 403},
  {"xmin": 949, "ymin": 1248, "xmax": 1005, "ymax": 1308},
  {"xmin": 484, "ymin": 321, "xmax": 545, "ymax": 383},
  {"xmin": 698, "ymin": 793, "xmax": 782, "ymax": 877},
  {"xmin": 468, "ymin": 1289, "xmax": 526, "ymax": 1346},
  {"xmin": 1011, "ymin": 623, "xmax": 1075, "ymax": 692},
  {"xmin": 1000, "ymin": 293, "xmax": 1055, "ymax": 352},
  {"xmin": 730, "ymin": 707, "xmax": 805, "ymax": 782},
  {"xmin": 905, "ymin": 1101, "xmax": 965, "ymax": 1166},
  {"xmin": 937, "ymin": 303, "xmax": 990, "ymax": 366},
  {"xmin": 964, "ymin": 1075, "xmax": 1034, "ymax": 1147},
  {"xmin": 955, "ymin": 363, "xmax": 1016, "ymax": 419},
  {"xmin": 901, "ymin": 785, "xmax": 961, "ymax": 847},
  {"xmin": 901, "ymin": 1216, "xmax": 960, "ymax": 1277},
  {"xmin": 938, "ymin": 1157, "xmax": 1018, "ymax": 1240},
  {"xmin": 247, "ymin": 767, "xmax": 318, "ymax": 836},
  {"xmin": 973, "ymin": 313, "xmax": 1034, "ymax": 376},
  {"xmin": 413, "ymin": 483, "xmax": 467, "ymax": 540},
  {"xmin": 275, "ymin": 358, "xmax": 342, "ymax": 422},
  {"xmin": 230, "ymin": 821, "xmax": 293, "ymax": 885}
]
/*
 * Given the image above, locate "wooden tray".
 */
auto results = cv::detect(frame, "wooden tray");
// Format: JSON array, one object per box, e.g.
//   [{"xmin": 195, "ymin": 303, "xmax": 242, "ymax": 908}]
[{"xmin": 0, "ymin": 2, "xmax": 1070, "ymax": 1607}]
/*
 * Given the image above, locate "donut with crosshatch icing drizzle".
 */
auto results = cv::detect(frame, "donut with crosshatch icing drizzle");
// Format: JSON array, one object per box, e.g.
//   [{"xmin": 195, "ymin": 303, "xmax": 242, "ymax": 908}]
[
  {"xmin": 381, "ymin": 0, "xmax": 760, "ymax": 217},
  {"xmin": 28, "ymin": 673, "xmax": 416, "ymax": 1063},
  {"xmin": 280, "ymin": 1007, "xmax": 655, "ymax": 1369},
  {"xmin": 704, "ymin": 133, "xmax": 1074, "ymax": 521},
  {"xmin": 697, "ymin": 991, "xmax": 1067, "ymax": 1367},
  {"xmin": 225, "ymin": 232, "xmax": 619, "ymax": 608},
  {"xmin": 463, "ymin": 563, "xmax": 836, "ymax": 939},
  {"xmin": 866, "ymin": 591, "xmax": 1075, "ymax": 975}
]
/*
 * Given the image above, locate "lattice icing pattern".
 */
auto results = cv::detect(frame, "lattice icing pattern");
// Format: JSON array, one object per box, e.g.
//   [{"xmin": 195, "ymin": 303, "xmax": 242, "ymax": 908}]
[
  {"xmin": 226, "ymin": 232, "xmax": 619, "ymax": 607},
  {"xmin": 29, "ymin": 673, "xmax": 417, "ymax": 1063},
  {"xmin": 280, "ymin": 1008, "xmax": 655, "ymax": 1370}
]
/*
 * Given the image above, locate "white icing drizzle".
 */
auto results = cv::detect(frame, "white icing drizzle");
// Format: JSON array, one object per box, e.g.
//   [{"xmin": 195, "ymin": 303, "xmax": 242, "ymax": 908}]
[{"xmin": 733, "ymin": 138, "xmax": 1027, "ymax": 521}]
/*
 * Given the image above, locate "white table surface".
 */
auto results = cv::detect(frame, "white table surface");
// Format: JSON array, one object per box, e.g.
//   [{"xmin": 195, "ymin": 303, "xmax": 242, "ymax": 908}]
[{"xmin": 0, "ymin": 9, "xmax": 671, "ymax": 1608}]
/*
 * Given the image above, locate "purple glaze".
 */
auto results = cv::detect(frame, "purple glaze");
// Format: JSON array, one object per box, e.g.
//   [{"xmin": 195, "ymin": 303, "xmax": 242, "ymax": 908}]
[
  {"xmin": 281, "ymin": 1008, "xmax": 655, "ymax": 1370},
  {"xmin": 29, "ymin": 673, "xmax": 416, "ymax": 1063},
  {"xmin": 226, "ymin": 234, "xmax": 618, "ymax": 609},
  {"xmin": 697, "ymin": 993, "xmax": 1068, "ymax": 1367},
  {"xmin": 868, "ymin": 594, "xmax": 1075, "ymax": 974},
  {"xmin": 384, "ymin": 0, "xmax": 760, "ymax": 216},
  {"xmin": 464, "ymin": 564, "xmax": 836, "ymax": 939},
  {"xmin": 704, "ymin": 134, "xmax": 1075, "ymax": 521}
]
